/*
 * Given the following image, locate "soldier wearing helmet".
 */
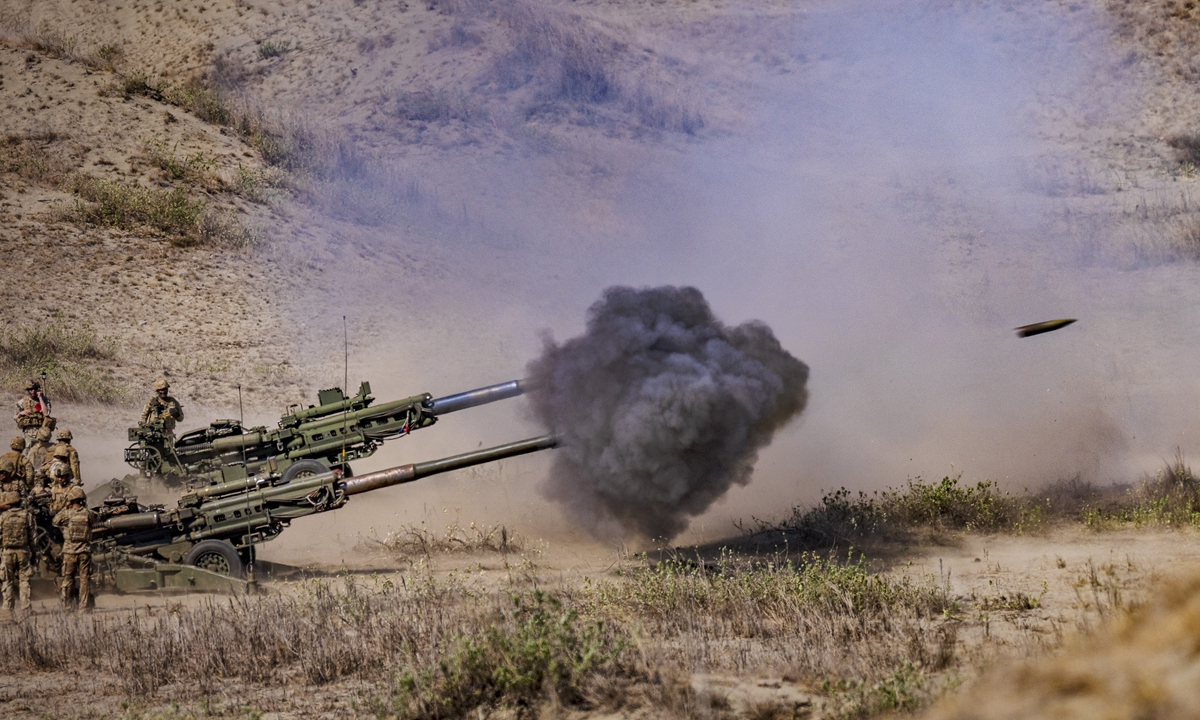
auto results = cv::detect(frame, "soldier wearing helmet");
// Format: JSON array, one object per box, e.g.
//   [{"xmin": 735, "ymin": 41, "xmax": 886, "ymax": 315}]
[
  {"xmin": 0, "ymin": 460, "xmax": 15, "ymax": 496},
  {"xmin": 13, "ymin": 380, "xmax": 51, "ymax": 448},
  {"xmin": 0, "ymin": 489, "xmax": 34, "ymax": 616},
  {"xmin": 139, "ymin": 378, "xmax": 184, "ymax": 435},
  {"xmin": 50, "ymin": 429, "xmax": 81, "ymax": 485},
  {"xmin": 47, "ymin": 455, "xmax": 75, "ymax": 515},
  {"xmin": 0, "ymin": 439, "xmax": 32, "ymax": 497},
  {"xmin": 27, "ymin": 427, "xmax": 54, "ymax": 482},
  {"xmin": 53, "ymin": 486, "xmax": 94, "ymax": 613}
]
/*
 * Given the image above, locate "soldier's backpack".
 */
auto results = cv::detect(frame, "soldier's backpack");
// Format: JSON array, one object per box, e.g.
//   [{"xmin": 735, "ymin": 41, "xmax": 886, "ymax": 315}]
[
  {"xmin": 65, "ymin": 510, "xmax": 91, "ymax": 545},
  {"xmin": 1, "ymin": 510, "xmax": 29, "ymax": 548}
]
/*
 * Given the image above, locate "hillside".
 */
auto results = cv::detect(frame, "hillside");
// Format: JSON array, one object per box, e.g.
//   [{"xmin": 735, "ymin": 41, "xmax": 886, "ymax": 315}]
[{"xmin": 3, "ymin": 0, "xmax": 1200, "ymax": 511}]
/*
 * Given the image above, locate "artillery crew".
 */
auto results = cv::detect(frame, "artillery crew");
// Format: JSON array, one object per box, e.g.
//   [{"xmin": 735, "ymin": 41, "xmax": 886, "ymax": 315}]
[
  {"xmin": 140, "ymin": 378, "xmax": 184, "ymax": 434},
  {"xmin": 47, "ymin": 460, "xmax": 75, "ymax": 515},
  {"xmin": 53, "ymin": 486, "xmax": 93, "ymax": 613},
  {"xmin": 1, "ymin": 439, "xmax": 33, "ymax": 496},
  {"xmin": 13, "ymin": 380, "xmax": 51, "ymax": 448},
  {"xmin": 50, "ymin": 429, "xmax": 81, "ymax": 484},
  {"xmin": 0, "ymin": 460, "xmax": 19, "ymax": 497},
  {"xmin": 0, "ymin": 491, "xmax": 34, "ymax": 616},
  {"xmin": 27, "ymin": 427, "xmax": 53, "ymax": 474}
]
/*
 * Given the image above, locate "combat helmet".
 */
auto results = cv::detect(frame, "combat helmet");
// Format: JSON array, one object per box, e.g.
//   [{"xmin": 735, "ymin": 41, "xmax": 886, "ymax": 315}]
[
  {"xmin": 35, "ymin": 427, "xmax": 51, "ymax": 442},
  {"xmin": 58, "ymin": 428, "xmax": 73, "ymax": 441},
  {"xmin": 9, "ymin": 437, "xmax": 25, "ymax": 452},
  {"xmin": 66, "ymin": 486, "xmax": 86, "ymax": 503},
  {"xmin": 0, "ymin": 459, "xmax": 13, "ymax": 476},
  {"xmin": 24, "ymin": 379, "xmax": 39, "ymax": 391},
  {"xmin": 154, "ymin": 378, "xmax": 170, "ymax": 392},
  {"xmin": 52, "ymin": 446, "xmax": 70, "ymax": 460}
]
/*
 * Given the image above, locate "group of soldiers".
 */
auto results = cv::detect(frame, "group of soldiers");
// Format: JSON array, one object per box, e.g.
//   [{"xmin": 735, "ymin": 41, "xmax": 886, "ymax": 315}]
[{"xmin": 0, "ymin": 379, "xmax": 93, "ymax": 617}]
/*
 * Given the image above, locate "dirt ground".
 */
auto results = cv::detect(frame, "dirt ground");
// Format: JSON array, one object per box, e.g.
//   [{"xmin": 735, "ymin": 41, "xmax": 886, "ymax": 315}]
[{"xmin": 0, "ymin": 526, "xmax": 1195, "ymax": 719}]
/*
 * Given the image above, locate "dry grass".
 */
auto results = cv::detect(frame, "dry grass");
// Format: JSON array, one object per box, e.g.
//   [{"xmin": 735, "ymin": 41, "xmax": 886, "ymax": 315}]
[
  {"xmin": 0, "ymin": 554, "xmax": 972, "ymax": 718},
  {"xmin": 362, "ymin": 521, "xmax": 527, "ymax": 558},
  {"xmin": 0, "ymin": 321, "xmax": 123, "ymax": 403},
  {"xmin": 0, "ymin": 132, "xmax": 79, "ymax": 185},
  {"xmin": 750, "ymin": 456, "xmax": 1200, "ymax": 554},
  {"xmin": 922, "ymin": 569, "xmax": 1200, "ymax": 720}
]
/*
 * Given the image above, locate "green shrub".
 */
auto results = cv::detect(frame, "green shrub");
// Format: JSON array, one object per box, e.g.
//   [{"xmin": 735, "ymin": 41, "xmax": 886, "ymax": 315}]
[
  {"xmin": 257, "ymin": 40, "xmax": 293, "ymax": 59},
  {"xmin": 390, "ymin": 590, "xmax": 623, "ymax": 717},
  {"xmin": 65, "ymin": 176, "xmax": 207, "ymax": 245}
]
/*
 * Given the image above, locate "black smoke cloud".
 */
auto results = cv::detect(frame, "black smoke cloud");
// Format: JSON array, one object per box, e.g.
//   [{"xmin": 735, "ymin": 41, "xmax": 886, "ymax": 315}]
[{"xmin": 526, "ymin": 285, "xmax": 809, "ymax": 541}]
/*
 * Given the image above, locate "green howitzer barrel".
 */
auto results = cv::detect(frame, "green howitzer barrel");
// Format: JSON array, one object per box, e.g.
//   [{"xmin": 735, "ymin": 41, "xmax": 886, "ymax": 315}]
[
  {"xmin": 95, "ymin": 434, "xmax": 557, "ymax": 577},
  {"xmin": 123, "ymin": 379, "xmax": 529, "ymax": 489}
]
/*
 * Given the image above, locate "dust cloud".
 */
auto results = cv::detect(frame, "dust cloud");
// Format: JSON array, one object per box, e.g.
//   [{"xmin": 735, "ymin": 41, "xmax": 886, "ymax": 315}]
[
  {"xmin": 525, "ymin": 285, "xmax": 808, "ymax": 541},
  {"xmin": 179, "ymin": 0, "xmax": 1200, "ymax": 556}
]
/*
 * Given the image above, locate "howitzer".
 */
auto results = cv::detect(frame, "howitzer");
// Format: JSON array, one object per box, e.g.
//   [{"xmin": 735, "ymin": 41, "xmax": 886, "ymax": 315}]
[
  {"xmin": 94, "ymin": 434, "xmax": 558, "ymax": 588},
  {"xmin": 122, "ymin": 379, "xmax": 527, "ymax": 490}
]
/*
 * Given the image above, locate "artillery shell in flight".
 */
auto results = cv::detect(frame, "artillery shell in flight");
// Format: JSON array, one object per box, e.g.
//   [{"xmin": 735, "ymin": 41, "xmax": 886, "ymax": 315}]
[{"xmin": 1014, "ymin": 318, "xmax": 1077, "ymax": 338}]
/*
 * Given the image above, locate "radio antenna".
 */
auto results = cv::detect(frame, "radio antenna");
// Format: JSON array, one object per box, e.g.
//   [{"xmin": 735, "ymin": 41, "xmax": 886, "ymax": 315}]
[{"xmin": 341, "ymin": 316, "xmax": 349, "ymax": 471}]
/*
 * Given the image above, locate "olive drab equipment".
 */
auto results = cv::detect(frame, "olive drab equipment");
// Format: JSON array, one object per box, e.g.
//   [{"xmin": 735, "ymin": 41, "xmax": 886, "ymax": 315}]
[
  {"xmin": 94, "ymin": 434, "xmax": 558, "ymax": 591},
  {"xmin": 122, "ymin": 379, "xmax": 528, "ymax": 490}
]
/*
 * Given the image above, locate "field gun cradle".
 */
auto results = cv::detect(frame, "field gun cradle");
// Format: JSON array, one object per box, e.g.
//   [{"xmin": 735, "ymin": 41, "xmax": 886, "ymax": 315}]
[
  {"xmin": 93, "ymin": 434, "xmax": 558, "ymax": 592},
  {"xmin": 118, "ymin": 379, "xmax": 527, "ymax": 493}
]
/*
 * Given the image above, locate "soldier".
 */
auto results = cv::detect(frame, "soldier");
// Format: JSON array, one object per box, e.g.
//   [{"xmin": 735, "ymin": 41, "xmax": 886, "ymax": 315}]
[
  {"xmin": 0, "ymin": 490, "xmax": 34, "ymax": 616},
  {"xmin": 139, "ymin": 378, "xmax": 184, "ymax": 435},
  {"xmin": 46, "ymin": 460, "xmax": 74, "ymax": 515},
  {"xmin": 51, "ymin": 429, "xmax": 81, "ymax": 485},
  {"xmin": 13, "ymin": 380, "xmax": 50, "ymax": 448},
  {"xmin": 27, "ymin": 427, "xmax": 54, "ymax": 480},
  {"xmin": 1, "ymin": 438, "xmax": 33, "ymax": 496},
  {"xmin": 0, "ymin": 460, "xmax": 18, "ymax": 497},
  {"xmin": 53, "ymin": 486, "xmax": 93, "ymax": 613}
]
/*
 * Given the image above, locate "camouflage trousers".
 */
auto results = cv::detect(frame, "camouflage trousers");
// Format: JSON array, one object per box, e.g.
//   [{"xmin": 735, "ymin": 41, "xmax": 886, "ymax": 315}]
[
  {"xmin": 59, "ymin": 552, "xmax": 92, "ymax": 612},
  {"xmin": 1, "ymin": 548, "xmax": 32, "ymax": 612}
]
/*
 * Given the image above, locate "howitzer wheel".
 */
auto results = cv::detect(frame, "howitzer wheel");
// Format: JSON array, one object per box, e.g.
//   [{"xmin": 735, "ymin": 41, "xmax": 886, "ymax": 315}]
[
  {"xmin": 184, "ymin": 540, "xmax": 244, "ymax": 578},
  {"xmin": 280, "ymin": 459, "xmax": 330, "ymax": 484}
]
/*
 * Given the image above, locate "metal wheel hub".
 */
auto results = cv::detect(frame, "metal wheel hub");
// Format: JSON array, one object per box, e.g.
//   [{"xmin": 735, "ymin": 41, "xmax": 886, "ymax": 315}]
[{"xmin": 194, "ymin": 551, "xmax": 231, "ymax": 575}]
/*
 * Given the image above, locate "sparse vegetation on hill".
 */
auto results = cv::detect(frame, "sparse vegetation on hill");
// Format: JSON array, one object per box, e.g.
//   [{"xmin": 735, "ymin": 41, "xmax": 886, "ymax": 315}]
[{"xmin": 0, "ymin": 322, "xmax": 122, "ymax": 403}]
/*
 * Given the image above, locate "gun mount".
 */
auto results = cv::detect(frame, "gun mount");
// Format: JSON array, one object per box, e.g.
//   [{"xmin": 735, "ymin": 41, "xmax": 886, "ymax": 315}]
[
  {"xmin": 96, "ymin": 434, "xmax": 558, "ymax": 585},
  {"xmin": 123, "ymin": 379, "xmax": 526, "ymax": 490}
]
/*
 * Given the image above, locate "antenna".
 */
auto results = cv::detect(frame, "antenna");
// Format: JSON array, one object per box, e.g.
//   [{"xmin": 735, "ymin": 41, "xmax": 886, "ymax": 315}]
[
  {"xmin": 341, "ymin": 316, "xmax": 349, "ymax": 472},
  {"xmin": 238, "ymin": 383, "xmax": 254, "ymax": 583}
]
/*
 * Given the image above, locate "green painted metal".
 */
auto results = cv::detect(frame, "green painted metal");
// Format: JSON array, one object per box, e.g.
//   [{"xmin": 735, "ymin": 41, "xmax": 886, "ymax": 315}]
[
  {"xmin": 122, "ymin": 379, "xmax": 526, "ymax": 488},
  {"xmin": 94, "ymin": 434, "xmax": 558, "ymax": 582}
]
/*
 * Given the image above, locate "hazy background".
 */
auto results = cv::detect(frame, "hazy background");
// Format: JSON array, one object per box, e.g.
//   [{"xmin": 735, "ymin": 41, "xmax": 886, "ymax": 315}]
[{"xmin": 58, "ymin": 0, "xmax": 1200, "ymax": 553}]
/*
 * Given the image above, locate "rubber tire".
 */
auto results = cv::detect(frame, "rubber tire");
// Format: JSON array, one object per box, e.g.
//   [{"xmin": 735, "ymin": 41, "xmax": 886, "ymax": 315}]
[
  {"xmin": 184, "ymin": 540, "xmax": 244, "ymax": 578},
  {"xmin": 280, "ymin": 459, "xmax": 329, "ymax": 484}
]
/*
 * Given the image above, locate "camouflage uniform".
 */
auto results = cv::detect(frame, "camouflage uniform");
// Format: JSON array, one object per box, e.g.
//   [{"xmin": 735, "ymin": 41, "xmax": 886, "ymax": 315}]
[
  {"xmin": 0, "ymin": 461, "xmax": 17, "ymax": 498},
  {"xmin": 0, "ymin": 438, "xmax": 33, "ymax": 496},
  {"xmin": 50, "ymin": 429, "xmax": 81, "ymax": 485},
  {"xmin": 13, "ymin": 382, "xmax": 50, "ymax": 448},
  {"xmin": 53, "ymin": 487, "xmax": 94, "ymax": 613},
  {"xmin": 27, "ymin": 427, "xmax": 54, "ymax": 485},
  {"xmin": 46, "ymin": 464, "xmax": 74, "ymax": 516},
  {"xmin": 139, "ymin": 378, "xmax": 184, "ymax": 434},
  {"xmin": 0, "ymin": 491, "xmax": 34, "ymax": 614}
]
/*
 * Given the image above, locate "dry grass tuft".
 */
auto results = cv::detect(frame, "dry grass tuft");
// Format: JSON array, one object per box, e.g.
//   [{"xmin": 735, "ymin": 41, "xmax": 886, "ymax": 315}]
[
  {"xmin": 0, "ymin": 133, "xmax": 80, "ymax": 185},
  {"xmin": 362, "ymin": 521, "xmax": 526, "ymax": 558},
  {"xmin": 0, "ymin": 321, "xmax": 122, "ymax": 403}
]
